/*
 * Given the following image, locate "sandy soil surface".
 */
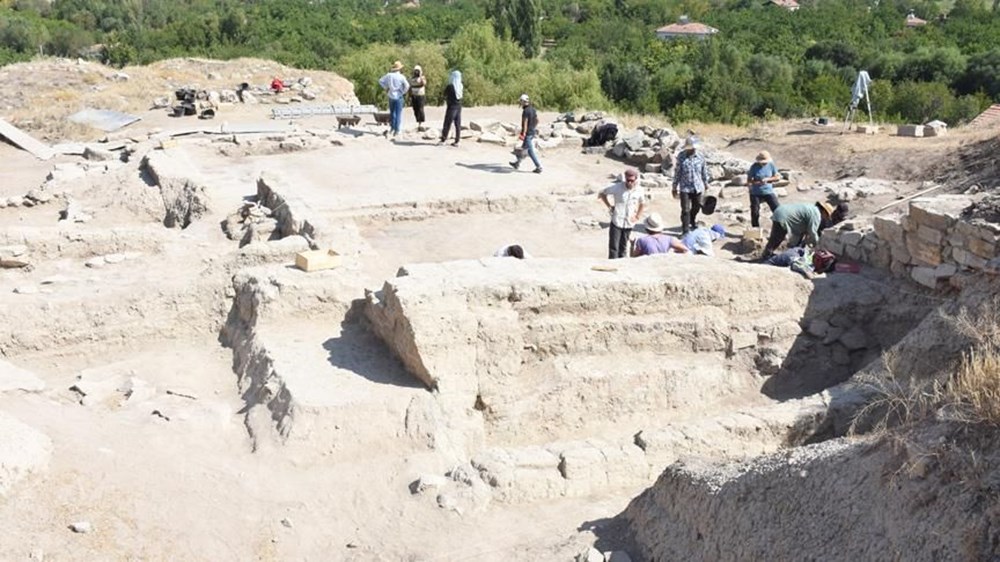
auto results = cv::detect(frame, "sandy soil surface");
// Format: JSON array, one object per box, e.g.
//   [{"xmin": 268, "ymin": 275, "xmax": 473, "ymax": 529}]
[{"xmin": 0, "ymin": 57, "xmax": 980, "ymax": 561}]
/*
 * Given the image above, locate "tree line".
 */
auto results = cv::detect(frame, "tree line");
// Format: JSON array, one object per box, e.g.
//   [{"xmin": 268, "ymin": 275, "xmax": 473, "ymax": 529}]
[{"xmin": 2, "ymin": 0, "xmax": 1000, "ymax": 125}]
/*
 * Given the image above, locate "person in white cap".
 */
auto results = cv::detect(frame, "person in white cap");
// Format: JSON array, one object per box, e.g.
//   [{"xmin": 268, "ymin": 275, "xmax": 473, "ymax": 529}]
[
  {"xmin": 682, "ymin": 224, "xmax": 727, "ymax": 257},
  {"xmin": 631, "ymin": 213, "xmax": 689, "ymax": 256},
  {"xmin": 747, "ymin": 149, "xmax": 781, "ymax": 228},
  {"xmin": 378, "ymin": 60, "xmax": 410, "ymax": 138},
  {"xmin": 598, "ymin": 167, "xmax": 645, "ymax": 259},
  {"xmin": 510, "ymin": 93, "xmax": 542, "ymax": 173},
  {"xmin": 672, "ymin": 136, "xmax": 710, "ymax": 235}
]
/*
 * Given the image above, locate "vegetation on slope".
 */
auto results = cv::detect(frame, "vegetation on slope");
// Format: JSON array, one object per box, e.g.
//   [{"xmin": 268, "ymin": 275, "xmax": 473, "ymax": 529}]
[{"xmin": 2, "ymin": 0, "xmax": 1000, "ymax": 124}]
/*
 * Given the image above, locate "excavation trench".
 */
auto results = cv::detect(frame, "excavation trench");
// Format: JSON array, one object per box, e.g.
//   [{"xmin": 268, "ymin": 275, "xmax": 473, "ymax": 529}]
[{"xmin": 220, "ymin": 254, "xmax": 936, "ymax": 505}]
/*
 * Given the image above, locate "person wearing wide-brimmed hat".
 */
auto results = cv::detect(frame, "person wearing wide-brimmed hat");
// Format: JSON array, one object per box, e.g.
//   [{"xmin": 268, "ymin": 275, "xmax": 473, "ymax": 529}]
[
  {"xmin": 747, "ymin": 150, "xmax": 781, "ymax": 228},
  {"xmin": 682, "ymin": 224, "xmax": 727, "ymax": 257},
  {"xmin": 631, "ymin": 212, "xmax": 689, "ymax": 257},
  {"xmin": 599, "ymin": 167, "xmax": 646, "ymax": 259},
  {"xmin": 378, "ymin": 60, "xmax": 410, "ymax": 138},
  {"xmin": 672, "ymin": 136, "xmax": 711, "ymax": 235},
  {"xmin": 761, "ymin": 201, "xmax": 849, "ymax": 259}
]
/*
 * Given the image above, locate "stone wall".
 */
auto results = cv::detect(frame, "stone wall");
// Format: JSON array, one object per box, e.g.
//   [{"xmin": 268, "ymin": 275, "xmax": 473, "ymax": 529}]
[{"xmin": 820, "ymin": 195, "xmax": 1000, "ymax": 290}]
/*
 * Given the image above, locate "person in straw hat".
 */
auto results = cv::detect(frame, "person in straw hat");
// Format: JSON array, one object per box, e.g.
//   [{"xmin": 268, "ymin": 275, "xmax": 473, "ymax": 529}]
[
  {"xmin": 671, "ymin": 136, "xmax": 710, "ymax": 235},
  {"xmin": 631, "ymin": 212, "xmax": 690, "ymax": 257},
  {"xmin": 598, "ymin": 167, "xmax": 646, "ymax": 259},
  {"xmin": 747, "ymin": 149, "xmax": 781, "ymax": 228},
  {"xmin": 761, "ymin": 201, "xmax": 849, "ymax": 259},
  {"xmin": 378, "ymin": 60, "xmax": 410, "ymax": 138}
]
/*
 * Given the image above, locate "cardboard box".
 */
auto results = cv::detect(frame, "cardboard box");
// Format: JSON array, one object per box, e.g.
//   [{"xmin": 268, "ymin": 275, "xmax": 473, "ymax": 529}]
[{"xmin": 295, "ymin": 249, "xmax": 342, "ymax": 272}]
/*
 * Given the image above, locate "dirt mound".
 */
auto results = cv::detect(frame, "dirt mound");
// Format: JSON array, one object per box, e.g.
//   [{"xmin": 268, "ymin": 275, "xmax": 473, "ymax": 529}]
[
  {"xmin": 937, "ymin": 134, "xmax": 1000, "ymax": 194},
  {"xmin": 0, "ymin": 57, "xmax": 356, "ymax": 140}
]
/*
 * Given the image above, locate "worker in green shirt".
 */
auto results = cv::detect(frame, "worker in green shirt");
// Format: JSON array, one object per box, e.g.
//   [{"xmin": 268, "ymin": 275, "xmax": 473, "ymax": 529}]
[{"xmin": 762, "ymin": 201, "xmax": 848, "ymax": 259}]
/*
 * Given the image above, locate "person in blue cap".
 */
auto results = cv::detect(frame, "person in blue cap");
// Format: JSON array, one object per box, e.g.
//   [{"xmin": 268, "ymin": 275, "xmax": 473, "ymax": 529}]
[{"xmin": 682, "ymin": 224, "xmax": 726, "ymax": 256}]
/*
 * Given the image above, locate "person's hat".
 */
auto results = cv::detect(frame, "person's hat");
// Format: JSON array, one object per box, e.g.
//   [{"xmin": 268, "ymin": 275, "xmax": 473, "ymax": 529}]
[
  {"xmin": 818, "ymin": 201, "xmax": 836, "ymax": 216},
  {"xmin": 683, "ymin": 136, "xmax": 698, "ymax": 149},
  {"xmin": 624, "ymin": 167, "xmax": 639, "ymax": 179},
  {"xmin": 689, "ymin": 233, "xmax": 715, "ymax": 256},
  {"xmin": 710, "ymin": 224, "xmax": 726, "ymax": 239},
  {"xmin": 519, "ymin": 93, "xmax": 530, "ymax": 103},
  {"xmin": 391, "ymin": 60, "xmax": 403, "ymax": 71},
  {"xmin": 644, "ymin": 213, "xmax": 665, "ymax": 233},
  {"xmin": 756, "ymin": 150, "xmax": 771, "ymax": 162}
]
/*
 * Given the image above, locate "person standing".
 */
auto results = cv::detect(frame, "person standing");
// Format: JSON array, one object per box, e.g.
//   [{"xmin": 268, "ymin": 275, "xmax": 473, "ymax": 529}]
[
  {"xmin": 510, "ymin": 94, "xmax": 542, "ymax": 174},
  {"xmin": 671, "ymin": 137, "xmax": 710, "ymax": 235},
  {"xmin": 378, "ymin": 60, "xmax": 410, "ymax": 138},
  {"xmin": 631, "ymin": 213, "xmax": 689, "ymax": 256},
  {"xmin": 747, "ymin": 150, "xmax": 781, "ymax": 228},
  {"xmin": 440, "ymin": 70, "xmax": 463, "ymax": 146},
  {"xmin": 598, "ymin": 168, "xmax": 646, "ymax": 259},
  {"xmin": 410, "ymin": 65, "xmax": 427, "ymax": 131}
]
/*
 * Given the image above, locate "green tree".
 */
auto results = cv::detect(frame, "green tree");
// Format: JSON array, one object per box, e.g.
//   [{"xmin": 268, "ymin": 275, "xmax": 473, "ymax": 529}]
[{"xmin": 488, "ymin": 0, "xmax": 542, "ymax": 58}]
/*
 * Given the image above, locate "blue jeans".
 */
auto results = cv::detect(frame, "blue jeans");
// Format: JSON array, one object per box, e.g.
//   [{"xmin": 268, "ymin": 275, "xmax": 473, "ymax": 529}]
[
  {"xmin": 515, "ymin": 132, "xmax": 541, "ymax": 169},
  {"xmin": 389, "ymin": 97, "xmax": 404, "ymax": 134}
]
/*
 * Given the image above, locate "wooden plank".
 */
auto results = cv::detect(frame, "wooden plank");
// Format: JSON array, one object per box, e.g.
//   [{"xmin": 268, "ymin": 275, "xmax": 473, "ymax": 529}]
[{"xmin": 0, "ymin": 118, "xmax": 54, "ymax": 160}]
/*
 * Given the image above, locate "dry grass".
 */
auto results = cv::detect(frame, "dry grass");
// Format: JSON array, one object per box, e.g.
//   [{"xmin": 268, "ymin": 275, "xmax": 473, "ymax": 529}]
[{"xmin": 852, "ymin": 298, "xmax": 1000, "ymax": 434}]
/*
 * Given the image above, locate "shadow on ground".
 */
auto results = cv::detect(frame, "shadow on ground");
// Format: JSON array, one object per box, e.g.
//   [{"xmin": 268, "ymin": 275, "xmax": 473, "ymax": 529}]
[
  {"xmin": 455, "ymin": 162, "xmax": 515, "ymax": 174},
  {"xmin": 322, "ymin": 322, "xmax": 423, "ymax": 388}
]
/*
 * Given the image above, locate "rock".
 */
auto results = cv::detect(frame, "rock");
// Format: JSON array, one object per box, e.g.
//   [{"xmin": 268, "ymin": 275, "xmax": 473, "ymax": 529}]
[
  {"xmin": 605, "ymin": 551, "xmax": 633, "ymax": 562},
  {"xmin": 0, "ymin": 359, "xmax": 45, "ymax": 392},
  {"xmin": 280, "ymin": 517, "xmax": 293, "ymax": 528},
  {"xmin": 580, "ymin": 111, "xmax": 606, "ymax": 121},
  {"xmin": 85, "ymin": 257, "xmax": 106, "ymax": 268},
  {"xmin": 773, "ymin": 187, "xmax": 788, "ymax": 198},
  {"xmin": 806, "ymin": 319, "xmax": 830, "ymax": 338},
  {"xmin": 477, "ymin": 131, "xmax": 506, "ymax": 145},
  {"xmin": 412, "ymin": 474, "xmax": 448, "ymax": 494},
  {"xmin": 838, "ymin": 326, "xmax": 868, "ymax": 351},
  {"xmin": 469, "ymin": 118, "xmax": 500, "ymax": 132},
  {"xmin": 622, "ymin": 132, "xmax": 646, "ymax": 152},
  {"xmin": 103, "ymin": 253, "xmax": 127, "ymax": 264},
  {"xmin": 153, "ymin": 96, "xmax": 170, "ymax": 108},
  {"xmin": 25, "ymin": 189, "xmax": 53, "ymax": 204},
  {"xmin": 13, "ymin": 286, "xmax": 39, "ymax": 295},
  {"xmin": 0, "ymin": 245, "xmax": 27, "ymax": 258},
  {"xmin": 436, "ymin": 493, "xmax": 457, "ymax": 511},
  {"xmin": 70, "ymin": 521, "xmax": 92, "ymax": 534},
  {"xmin": 83, "ymin": 146, "xmax": 116, "ymax": 162},
  {"xmin": 576, "ymin": 547, "xmax": 604, "ymax": 562}
]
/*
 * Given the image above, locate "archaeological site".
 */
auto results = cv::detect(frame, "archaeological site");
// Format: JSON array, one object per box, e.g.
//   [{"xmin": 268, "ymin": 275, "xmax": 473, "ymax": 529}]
[{"xmin": 1, "ymin": 58, "xmax": 999, "ymax": 561}]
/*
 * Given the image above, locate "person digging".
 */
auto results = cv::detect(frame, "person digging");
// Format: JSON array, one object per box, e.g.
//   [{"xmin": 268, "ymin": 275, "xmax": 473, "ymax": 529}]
[{"xmin": 761, "ymin": 201, "xmax": 849, "ymax": 259}]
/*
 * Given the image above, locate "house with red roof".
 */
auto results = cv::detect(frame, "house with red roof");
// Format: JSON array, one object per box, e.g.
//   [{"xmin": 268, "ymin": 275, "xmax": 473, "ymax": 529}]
[{"xmin": 655, "ymin": 16, "xmax": 719, "ymax": 40}]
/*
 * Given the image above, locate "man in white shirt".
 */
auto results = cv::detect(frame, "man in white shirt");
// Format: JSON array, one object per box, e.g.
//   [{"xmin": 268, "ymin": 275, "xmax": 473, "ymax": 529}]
[
  {"xmin": 598, "ymin": 168, "xmax": 646, "ymax": 259},
  {"xmin": 378, "ymin": 60, "xmax": 410, "ymax": 138}
]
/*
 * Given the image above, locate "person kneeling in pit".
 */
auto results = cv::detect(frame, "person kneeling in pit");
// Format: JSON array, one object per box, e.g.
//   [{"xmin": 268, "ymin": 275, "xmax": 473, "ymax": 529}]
[
  {"xmin": 494, "ymin": 244, "xmax": 530, "ymax": 259},
  {"xmin": 761, "ymin": 201, "xmax": 848, "ymax": 259},
  {"xmin": 762, "ymin": 247, "xmax": 837, "ymax": 279},
  {"xmin": 631, "ymin": 213, "xmax": 689, "ymax": 256},
  {"xmin": 683, "ymin": 224, "xmax": 726, "ymax": 256}
]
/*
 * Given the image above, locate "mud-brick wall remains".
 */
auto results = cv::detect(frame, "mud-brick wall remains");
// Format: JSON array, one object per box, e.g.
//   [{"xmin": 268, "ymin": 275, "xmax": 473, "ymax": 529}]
[{"xmin": 820, "ymin": 195, "xmax": 1000, "ymax": 290}]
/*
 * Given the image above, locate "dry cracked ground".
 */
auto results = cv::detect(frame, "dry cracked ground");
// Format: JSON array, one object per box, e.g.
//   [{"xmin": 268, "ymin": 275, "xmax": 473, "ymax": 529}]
[{"xmin": 1, "ymin": 58, "xmax": 1000, "ymax": 561}]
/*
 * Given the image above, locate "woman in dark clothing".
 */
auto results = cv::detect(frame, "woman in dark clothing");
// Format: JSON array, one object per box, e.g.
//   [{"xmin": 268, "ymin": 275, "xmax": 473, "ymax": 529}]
[
  {"xmin": 440, "ymin": 70, "xmax": 463, "ymax": 146},
  {"xmin": 410, "ymin": 65, "xmax": 427, "ymax": 130}
]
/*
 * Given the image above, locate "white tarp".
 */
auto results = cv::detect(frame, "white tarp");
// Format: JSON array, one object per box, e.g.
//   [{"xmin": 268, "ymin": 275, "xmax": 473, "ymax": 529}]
[
  {"xmin": 850, "ymin": 71, "xmax": 872, "ymax": 109},
  {"xmin": 67, "ymin": 108, "xmax": 141, "ymax": 132}
]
